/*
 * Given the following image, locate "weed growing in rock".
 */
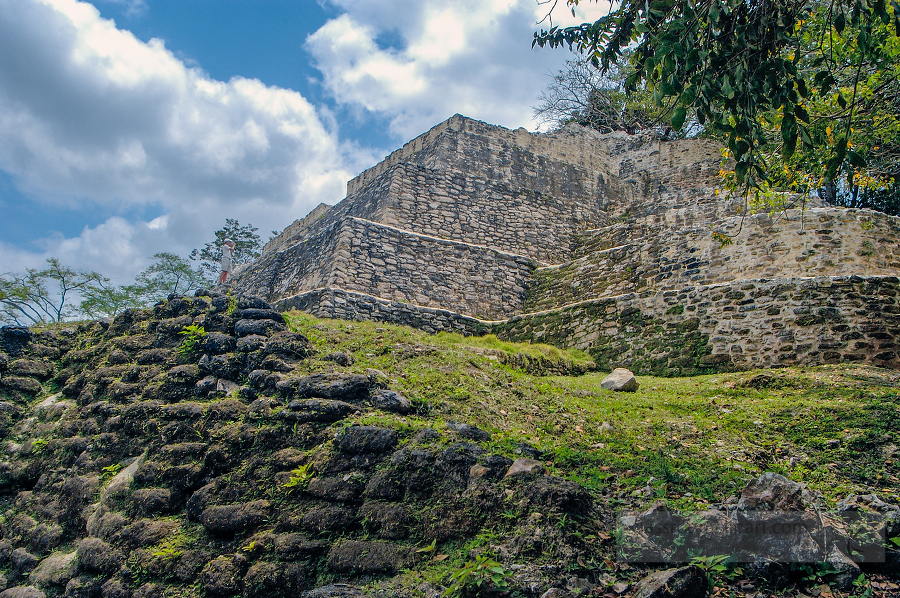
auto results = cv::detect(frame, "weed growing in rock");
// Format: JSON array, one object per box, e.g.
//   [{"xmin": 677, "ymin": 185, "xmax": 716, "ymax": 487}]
[
  {"xmin": 31, "ymin": 438, "xmax": 48, "ymax": 454},
  {"xmin": 150, "ymin": 545, "xmax": 183, "ymax": 561},
  {"xmin": 689, "ymin": 554, "xmax": 743, "ymax": 590},
  {"xmin": 100, "ymin": 463, "xmax": 122, "ymax": 482},
  {"xmin": 282, "ymin": 463, "xmax": 313, "ymax": 493},
  {"xmin": 176, "ymin": 324, "xmax": 205, "ymax": 357},
  {"xmin": 442, "ymin": 554, "xmax": 511, "ymax": 598}
]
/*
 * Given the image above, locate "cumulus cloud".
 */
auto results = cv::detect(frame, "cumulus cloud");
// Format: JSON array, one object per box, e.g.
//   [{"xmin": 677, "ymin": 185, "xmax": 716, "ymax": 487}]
[
  {"xmin": 0, "ymin": 0, "xmax": 610, "ymax": 286},
  {"xmin": 0, "ymin": 0, "xmax": 376, "ymax": 282},
  {"xmin": 306, "ymin": 0, "xmax": 611, "ymax": 139}
]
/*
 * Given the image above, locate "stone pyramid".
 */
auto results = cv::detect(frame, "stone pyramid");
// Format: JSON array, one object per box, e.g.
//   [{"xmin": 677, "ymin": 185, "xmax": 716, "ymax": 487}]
[{"xmin": 234, "ymin": 115, "xmax": 900, "ymax": 375}]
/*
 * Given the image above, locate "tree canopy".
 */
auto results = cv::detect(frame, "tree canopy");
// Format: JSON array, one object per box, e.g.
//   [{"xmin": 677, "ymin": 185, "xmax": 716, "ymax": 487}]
[
  {"xmin": 190, "ymin": 219, "xmax": 262, "ymax": 277},
  {"xmin": 534, "ymin": 53, "xmax": 668, "ymax": 135},
  {"xmin": 534, "ymin": 0, "xmax": 900, "ymax": 199},
  {"xmin": 133, "ymin": 252, "xmax": 209, "ymax": 302},
  {"xmin": 1, "ymin": 259, "xmax": 106, "ymax": 325}
]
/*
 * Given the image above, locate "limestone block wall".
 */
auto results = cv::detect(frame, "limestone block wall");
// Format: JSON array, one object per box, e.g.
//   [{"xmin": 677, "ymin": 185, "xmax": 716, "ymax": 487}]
[
  {"xmin": 348, "ymin": 115, "xmax": 722, "ymax": 211},
  {"xmin": 372, "ymin": 163, "xmax": 610, "ymax": 263},
  {"xmin": 236, "ymin": 114, "xmax": 900, "ymax": 376},
  {"xmin": 526, "ymin": 208, "xmax": 900, "ymax": 312},
  {"xmin": 234, "ymin": 220, "xmax": 344, "ymax": 300},
  {"xmin": 497, "ymin": 275, "xmax": 900, "ymax": 376},
  {"xmin": 276, "ymin": 288, "xmax": 489, "ymax": 336},
  {"xmin": 326, "ymin": 217, "xmax": 534, "ymax": 320}
]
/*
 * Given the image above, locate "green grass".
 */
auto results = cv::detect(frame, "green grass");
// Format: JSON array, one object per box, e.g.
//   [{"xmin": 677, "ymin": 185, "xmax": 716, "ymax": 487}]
[{"xmin": 284, "ymin": 310, "xmax": 900, "ymax": 510}]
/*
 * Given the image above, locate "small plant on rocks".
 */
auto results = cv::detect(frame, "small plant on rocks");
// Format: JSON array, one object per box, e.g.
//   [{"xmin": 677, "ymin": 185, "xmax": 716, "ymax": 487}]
[
  {"xmin": 100, "ymin": 463, "xmax": 122, "ymax": 482},
  {"xmin": 689, "ymin": 554, "xmax": 743, "ymax": 589},
  {"xmin": 282, "ymin": 463, "xmax": 313, "ymax": 493},
  {"xmin": 442, "ymin": 554, "xmax": 511, "ymax": 598},
  {"xmin": 177, "ymin": 324, "xmax": 206, "ymax": 357}
]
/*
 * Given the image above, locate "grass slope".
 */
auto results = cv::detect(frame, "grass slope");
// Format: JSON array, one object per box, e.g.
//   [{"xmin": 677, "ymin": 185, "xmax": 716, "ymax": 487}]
[{"xmin": 285, "ymin": 311, "xmax": 899, "ymax": 509}]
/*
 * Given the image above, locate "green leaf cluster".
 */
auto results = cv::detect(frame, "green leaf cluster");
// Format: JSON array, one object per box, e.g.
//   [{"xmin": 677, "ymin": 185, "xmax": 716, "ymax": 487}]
[
  {"xmin": 282, "ymin": 463, "xmax": 313, "ymax": 493},
  {"xmin": 441, "ymin": 554, "xmax": 511, "ymax": 598},
  {"xmin": 534, "ymin": 0, "xmax": 900, "ymax": 196},
  {"xmin": 176, "ymin": 324, "xmax": 206, "ymax": 357}
]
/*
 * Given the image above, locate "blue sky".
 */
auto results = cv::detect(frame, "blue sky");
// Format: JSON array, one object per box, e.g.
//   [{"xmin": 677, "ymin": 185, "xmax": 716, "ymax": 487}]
[{"xmin": 0, "ymin": 0, "xmax": 608, "ymax": 284}]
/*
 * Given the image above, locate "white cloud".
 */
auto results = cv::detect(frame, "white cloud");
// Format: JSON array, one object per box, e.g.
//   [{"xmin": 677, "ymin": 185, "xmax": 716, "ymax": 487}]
[
  {"xmin": 306, "ymin": 0, "xmax": 611, "ymax": 139},
  {"xmin": 0, "ymin": 0, "xmax": 377, "ymax": 283},
  {"xmin": 0, "ymin": 0, "xmax": 611, "ymax": 287}
]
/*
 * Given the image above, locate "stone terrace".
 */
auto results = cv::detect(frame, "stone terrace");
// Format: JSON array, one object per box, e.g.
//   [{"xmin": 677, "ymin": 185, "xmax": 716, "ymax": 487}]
[{"xmin": 233, "ymin": 115, "xmax": 900, "ymax": 375}]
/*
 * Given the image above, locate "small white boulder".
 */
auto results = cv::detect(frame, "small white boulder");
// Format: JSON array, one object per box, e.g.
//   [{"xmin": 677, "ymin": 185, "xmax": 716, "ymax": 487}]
[{"xmin": 601, "ymin": 368, "xmax": 639, "ymax": 392}]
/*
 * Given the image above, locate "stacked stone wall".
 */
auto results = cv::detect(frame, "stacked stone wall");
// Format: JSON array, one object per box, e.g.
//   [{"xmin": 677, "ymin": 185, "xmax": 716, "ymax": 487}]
[
  {"xmin": 235, "ymin": 221, "xmax": 343, "ymax": 300},
  {"xmin": 348, "ymin": 115, "xmax": 722, "ymax": 209},
  {"xmin": 276, "ymin": 288, "xmax": 490, "ymax": 336},
  {"xmin": 261, "ymin": 202, "xmax": 332, "ymax": 257},
  {"xmin": 373, "ymin": 163, "xmax": 610, "ymax": 263},
  {"xmin": 527, "ymin": 208, "xmax": 900, "ymax": 312},
  {"xmin": 327, "ymin": 218, "xmax": 534, "ymax": 319},
  {"xmin": 497, "ymin": 275, "xmax": 900, "ymax": 375},
  {"xmin": 235, "ymin": 115, "xmax": 900, "ymax": 376}
]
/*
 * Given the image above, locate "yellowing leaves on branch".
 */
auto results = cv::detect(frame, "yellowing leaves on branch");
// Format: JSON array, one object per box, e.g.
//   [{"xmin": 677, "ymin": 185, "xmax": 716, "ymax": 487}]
[{"xmin": 534, "ymin": 0, "xmax": 900, "ymax": 214}]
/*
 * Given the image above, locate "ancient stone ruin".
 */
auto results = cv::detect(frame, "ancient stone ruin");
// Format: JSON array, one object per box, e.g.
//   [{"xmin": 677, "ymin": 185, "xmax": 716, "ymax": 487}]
[{"xmin": 234, "ymin": 115, "xmax": 900, "ymax": 375}]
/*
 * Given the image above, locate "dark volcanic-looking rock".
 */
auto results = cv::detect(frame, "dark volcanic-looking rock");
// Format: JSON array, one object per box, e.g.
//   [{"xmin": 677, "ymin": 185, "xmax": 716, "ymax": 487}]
[
  {"xmin": 326, "ymin": 540, "xmax": 410, "ymax": 574},
  {"xmin": 369, "ymin": 389, "xmax": 412, "ymax": 414},
  {"xmin": 236, "ymin": 334, "xmax": 267, "ymax": 352},
  {"xmin": 236, "ymin": 296, "xmax": 271, "ymax": 310},
  {"xmin": 363, "ymin": 469, "xmax": 404, "ymax": 500},
  {"xmin": 8, "ymin": 359, "xmax": 54, "ymax": 380},
  {"xmin": 10, "ymin": 549, "xmax": 38, "ymax": 575},
  {"xmin": 305, "ymin": 475, "xmax": 364, "ymax": 502},
  {"xmin": 632, "ymin": 566, "xmax": 706, "ymax": 598},
  {"xmin": 278, "ymin": 373, "xmax": 370, "ymax": 400},
  {"xmin": 738, "ymin": 472, "xmax": 819, "ymax": 511},
  {"xmin": 323, "ymin": 351, "xmax": 353, "ymax": 366},
  {"xmin": 521, "ymin": 475, "xmax": 592, "ymax": 513},
  {"xmin": 1, "ymin": 377, "xmax": 41, "ymax": 395},
  {"xmin": 166, "ymin": 364, "xmax": 200, "ymax": 384},
  {"xmin": 446, "ymin": 420, "xmax": 491, "ymax": 442},
  {"xmin": 234, "ymin": 319, "xmax": 285, "ymax": 337},
  {"xmin": 29, "ymin": 550, "xmax": 77, "ymax": 588},
  {"xmin": 263, "ymin": 331, "xmax": 313, "ymax": 359},
  {"xmin": 200, "ymin": 501, "xmax": 270, "ymax": 535},
  {"xmin": 359, "ymin": 502, "xmax": 409, "ymax": 540},
  {"xmin": 234, "ymin": 308, "xmax": 284, "ymax": 323},
  {"xmin": 283, "ymin": 399, "xmax": 354, "ymax": 423},
  {"xmin": 333, "ymin": 426, "xmax": 398, "ymax": 454},
  {"xmin": 201, "ymin": 556, "xmax": 242, "ymax": 596},
  {"xmin": 302, "ymin": 506, "xmax": 355, "ymax": 534},
  {"xmin": 200, "ymin": 333, "xmax": 236, "ymax": 354},
  {"xmin": 76, "ymin": 538, "xmax": 123, "ymax": 574},
  {"xmin": 242, "ymin": 560, "xmax": 307, "ymax": 598},
  {"xmin": 0, "ymin": 326, "xmax": 32, "ymax": 357},
  {"xmin": 130, "ymin": 488, "xmax": 172, "ymax": 515}
]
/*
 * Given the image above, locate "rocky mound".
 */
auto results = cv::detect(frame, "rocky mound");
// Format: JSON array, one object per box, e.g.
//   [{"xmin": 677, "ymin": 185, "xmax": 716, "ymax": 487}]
[
  {"xmin": 0, "ymin": 292, "xmax": 602, "ymax": 598},
  {"xmin": 0, "ymin": 292, "xmax": 897, "ymax": 598}
]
